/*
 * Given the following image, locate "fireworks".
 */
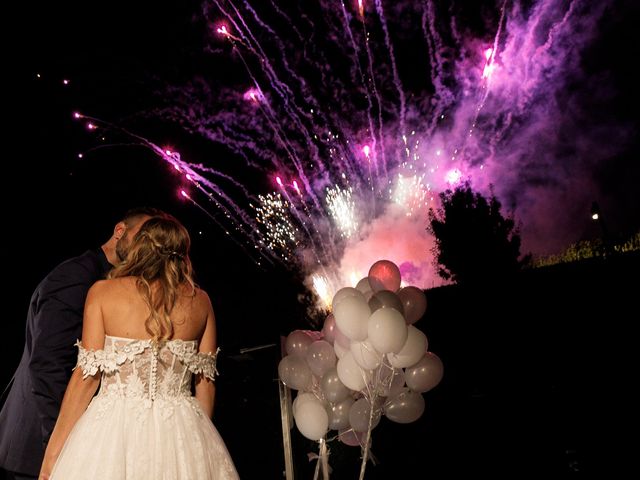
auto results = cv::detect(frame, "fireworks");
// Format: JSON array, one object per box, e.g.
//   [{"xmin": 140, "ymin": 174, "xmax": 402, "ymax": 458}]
[
  {"xmin": 76, "ymin": 1, "xmax": 624, "ymax": 305},
  {"xmin": 253, "ymin": 192, "xmax": 299, "ymax": 261},
  {"xmin": 326, "ymin": 185, "xmax": 358, "ymax": 239}
]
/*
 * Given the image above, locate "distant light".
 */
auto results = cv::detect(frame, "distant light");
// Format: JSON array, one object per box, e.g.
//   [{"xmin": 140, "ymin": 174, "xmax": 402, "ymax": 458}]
[
  {"xmin": 86, "ymin": 123, "xmax": 96, "ymax": 130},
  {"xmin": 165, "ymin": 149, "xmax": 173, "ymax": 156},
  {"xmin": 180, "ymin": 190, "xmax": 189, "ymax": 198},
  {"xmin": 592, "ymin": 213, "xmax": 599, "ymax": 220},
  {"xmin": 276, "ymin": 176, "xmax": 283, "ymax": 187},
  {"xmin": 78, "ymin": 153, "xmax": 83, "ymax": 159},
  {"xmin": 73, "ymin": 112, "xmax": 81, "ymax": 119},
  {"xmin": 484, "ymin": 48, "xmax": 493, "ymax": 61},
  {"xmin": 63, "ymin": 79, "xmax": 70, "ymax": 85},
  {"xmin": 362, "ymin": 145, "xmax": 371, "ymax": 157}
]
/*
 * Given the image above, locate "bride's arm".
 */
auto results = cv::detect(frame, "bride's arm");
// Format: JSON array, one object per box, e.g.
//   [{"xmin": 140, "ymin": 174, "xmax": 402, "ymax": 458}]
[
  {"xmin": 39, "ymin": 282, "xmax": 106, "ymax": 479},
  {"xmin": 195, "ymin": 291, "xmax": 217, "ymax": 419}
]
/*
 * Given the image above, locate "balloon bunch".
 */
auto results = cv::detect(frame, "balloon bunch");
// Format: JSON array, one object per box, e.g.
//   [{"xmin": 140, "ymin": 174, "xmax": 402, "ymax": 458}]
[{"xmin": 278, "ymin": 260, "xmax": 443, "ymax": 478}]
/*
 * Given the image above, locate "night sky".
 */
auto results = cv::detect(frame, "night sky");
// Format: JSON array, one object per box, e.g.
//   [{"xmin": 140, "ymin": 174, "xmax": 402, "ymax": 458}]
[{"xmin": 4, "ymin": 1, "xmax": 640, "ymax": 352}]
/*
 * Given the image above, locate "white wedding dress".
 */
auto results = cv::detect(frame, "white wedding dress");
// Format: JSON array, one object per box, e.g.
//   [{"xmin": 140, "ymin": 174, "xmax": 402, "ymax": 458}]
[{"xmin": 50, "ymin": 335, "xmax": 240, "ymax": 479}]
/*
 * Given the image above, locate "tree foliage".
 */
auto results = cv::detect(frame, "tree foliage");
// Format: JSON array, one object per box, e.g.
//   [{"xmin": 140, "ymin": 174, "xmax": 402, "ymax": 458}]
[{"xmin": 428, "ymin": 182, "xmax": 526, "ymax": 284}]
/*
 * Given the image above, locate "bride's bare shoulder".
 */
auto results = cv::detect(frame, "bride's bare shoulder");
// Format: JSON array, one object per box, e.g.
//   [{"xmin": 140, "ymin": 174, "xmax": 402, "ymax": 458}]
[{"xmin": 88, "ymin": 277, "xmax": 137, "ymax": 297}]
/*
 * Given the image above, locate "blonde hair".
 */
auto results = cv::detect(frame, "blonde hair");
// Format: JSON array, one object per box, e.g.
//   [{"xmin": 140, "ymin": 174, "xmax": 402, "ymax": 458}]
[{"xmin": 109, "ymin": 216, "xmax": 196, "ymax": 341}]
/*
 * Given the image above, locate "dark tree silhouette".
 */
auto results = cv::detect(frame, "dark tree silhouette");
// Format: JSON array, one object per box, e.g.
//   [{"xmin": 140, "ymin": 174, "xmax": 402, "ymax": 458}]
[{"xmin": 428, "ymin": 181, "xmax": 527, "ymax": 284}]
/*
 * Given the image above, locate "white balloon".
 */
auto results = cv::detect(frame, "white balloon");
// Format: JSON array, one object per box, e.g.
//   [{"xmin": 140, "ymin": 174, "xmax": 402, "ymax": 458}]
[
  {"xmin": 387, "ymin": 326, "xmax": 428, "ymax": 368},
  {"xmin": 293, "ymin": 392, "xmax": 318, "ymax": 416},
  {"xmin": 336, "ymin": 352, "xmax": 371, "ymax": 392},
  {"xmin": 367, "ymin": 308, "xmax": 408, "ymax": 354},
  {"xmin": 349, "ymin": 339, "xmax": 382, "ymax": 370},
  {"xmin": 294, "ymin": 398, "xmax": 329, "ymax": 440},
  {"xmin": 333, "ymin": 295, "xmax": 370, "ymax": 341},
  {"xmin": 332, "ymin": 287, "xmax": 364, "ymax": 310},
  {"xmin": 333, "ymin": 324, "xmax": 351, "ymax": 348},
  {"xmin": 333, "ymin": 340, "xmax": 349, "ymax": 359}
]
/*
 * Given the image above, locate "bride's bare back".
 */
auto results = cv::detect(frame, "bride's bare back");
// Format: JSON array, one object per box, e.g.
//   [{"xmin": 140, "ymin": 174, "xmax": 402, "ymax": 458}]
[{"xmin": 92, "ymin": 276, "xmax": 213, "ymax": 342}]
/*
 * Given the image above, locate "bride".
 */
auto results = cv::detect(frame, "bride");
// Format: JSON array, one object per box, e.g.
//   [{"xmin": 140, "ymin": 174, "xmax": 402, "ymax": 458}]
[{"xmin": 39, "ymin": 215, "xmax": 239, "ymax": 479}]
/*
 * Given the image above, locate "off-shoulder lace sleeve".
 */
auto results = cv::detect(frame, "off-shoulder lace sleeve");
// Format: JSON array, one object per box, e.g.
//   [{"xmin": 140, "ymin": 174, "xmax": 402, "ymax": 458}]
[
  {"xmin": 188, "ymin": 348, "xmax": 221, "ymax": 381},
  {"xmin": 73, "ymin": 340, "xmax": 120, "ymax": 379}
]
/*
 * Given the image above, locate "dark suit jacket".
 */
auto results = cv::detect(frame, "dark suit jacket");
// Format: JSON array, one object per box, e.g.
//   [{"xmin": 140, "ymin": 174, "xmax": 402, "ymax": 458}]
[{"xmin": 0, "ymin": 249, "xmax": 111, "ymax": 476}]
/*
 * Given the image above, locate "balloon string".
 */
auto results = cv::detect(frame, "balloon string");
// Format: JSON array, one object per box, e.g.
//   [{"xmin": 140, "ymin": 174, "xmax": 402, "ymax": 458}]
[
  {"xmin": 312, "ymin": 440, "xmax": 321, "ymax": 480},
  {"xmin": 321, "ymin": 438, "xmax": 330, "ymax": 480},
  {"xmin": 358, "ymin": 392, "xmax": 377, "ymax": 480}
]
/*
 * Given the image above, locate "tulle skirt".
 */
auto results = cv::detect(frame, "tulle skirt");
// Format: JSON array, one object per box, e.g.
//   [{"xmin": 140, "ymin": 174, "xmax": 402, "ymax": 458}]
[{"xmin": 50, "ymin": 395, "xmax": 239, "ymax": 480}]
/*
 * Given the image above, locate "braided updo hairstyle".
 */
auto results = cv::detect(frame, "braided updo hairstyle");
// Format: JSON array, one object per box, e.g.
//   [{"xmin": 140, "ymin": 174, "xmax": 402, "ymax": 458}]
[{"xmin": 109, "ymin": 215, "xmax": 196, "ymax": 341}]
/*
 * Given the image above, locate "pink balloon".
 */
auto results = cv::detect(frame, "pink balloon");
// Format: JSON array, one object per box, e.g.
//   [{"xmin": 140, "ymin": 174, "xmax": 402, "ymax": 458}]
[
  {"xmin": 321, "ymin": 314, "xmax": 337, "ymax": 344},
  {"xmin": 338, "ymin": 428, "xmax": 366, "ymax": 447},
  {"xmin": 368, "ymin": 260, "xmax": 401, "ymax": 292},
  {"xmin": 305, "ymin": 340, "xmax": 337, "ymax": 377},
  {"xmin": 398, "ymin": 286, "xmax": 427, "ymax": 324},
  {"xmin": 285, "ymin": 330, "xmax": 314, "ymax": 357}
]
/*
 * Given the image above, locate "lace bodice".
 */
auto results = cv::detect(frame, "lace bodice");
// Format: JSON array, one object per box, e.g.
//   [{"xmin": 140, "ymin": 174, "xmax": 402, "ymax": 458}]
[{"xmin": 75, "ymin": 335, "xmax": 219, "ymax": 402}]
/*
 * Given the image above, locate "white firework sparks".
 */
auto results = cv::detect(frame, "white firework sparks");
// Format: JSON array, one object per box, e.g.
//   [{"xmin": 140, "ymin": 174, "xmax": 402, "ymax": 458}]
[
  {"xmin": 253, "ymin": 192, "xmax": 298, "ymax": 260},
  {"xmin": 326, "ymin": 185, "xmax": 358, "ymax": 239}
]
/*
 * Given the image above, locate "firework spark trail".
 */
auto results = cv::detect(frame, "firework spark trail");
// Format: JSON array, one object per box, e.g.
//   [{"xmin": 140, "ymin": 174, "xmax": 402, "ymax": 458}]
[
  {"xmin": 374, "ymin": 0, "xmax": 407, "ymax": 138},
  {"xmin": 87, "ymin": 115, "xmax": 275, "ymax": 260},
  {"xmin": 339, "ymin": 0, "xmax": 381, "ymax": 198},
  {"xmin": 358, "ymin": 4, "xmax": 387, "ymax": 185},
  {"xmin": 484, "ymin": 0, "xmax": 610, "ymax": 148},
  {"xmin": 189, "ymin": 163, "xmax": 255, "ymax": 199},
  {"xmin": 421, "ymin": 0, "xmax": 456, "ymax": 137},
  {"xmin": 225, "ymin": 41, "xmax": 324, "ymax": 212},
  {"xmin": 226, "ymin": 0, "xmax": 333, "ymax": 186},
  {"xmin": 77, "ymin": 112, "xmax": 281, "ymax": 263},
  {"xmin": 456, "ymin": 0, "xmax": 509, "ymax": 163},
  {"xmin": 215, "ymin": 1, "xmax": 328, "ymax": 213}
]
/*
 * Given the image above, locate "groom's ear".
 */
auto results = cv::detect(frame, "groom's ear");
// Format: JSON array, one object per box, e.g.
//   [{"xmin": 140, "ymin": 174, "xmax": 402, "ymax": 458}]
[{"xmin": 113, "ymin": 222, "xmax": 127, "ymax": 240}]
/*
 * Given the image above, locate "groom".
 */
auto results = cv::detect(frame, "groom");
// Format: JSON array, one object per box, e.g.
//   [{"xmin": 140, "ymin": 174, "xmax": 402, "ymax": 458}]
[{"xmin": 0, "ymin": 207, "xmax": 164, "ymax": 480}]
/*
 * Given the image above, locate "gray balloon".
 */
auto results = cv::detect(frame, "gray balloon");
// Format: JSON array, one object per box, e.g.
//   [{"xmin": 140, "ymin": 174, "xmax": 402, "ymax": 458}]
[
  {"xmin": 321, "ymin": 367, "xmax": 351, "ymax": 403},
  {"xmin": 368, "ymin": 289, "xmax": 405, "ymax": 315},
  {"xmin": 384, "ymin": 388, "xmax": 425, "ymax": 424},
  {"xmin": 328, "ymin": 397, "xmax": 354, "ymax": 430}
]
